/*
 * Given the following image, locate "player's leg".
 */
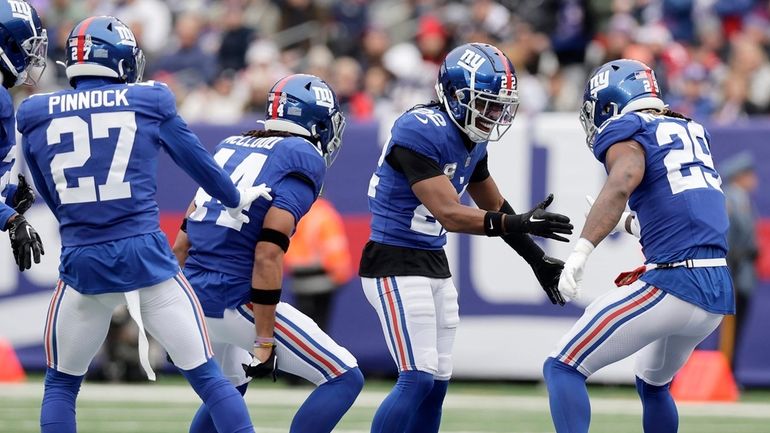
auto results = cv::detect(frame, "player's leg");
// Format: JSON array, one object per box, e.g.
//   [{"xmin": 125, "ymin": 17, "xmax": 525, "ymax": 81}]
[
  {"xmin": 362, "ymin": 276, "xmax": 440, "ymax": 433},
  {"xmin": 41, "ymin": 281, "xmax": 122, "ymax": 433},
  {"xmin": 234, "ymin": 302, "xmax": 364, "ymax": 433},
  {"xmin": 544, "ymin": 284, "xmax": 676, "ymax": 433},
  {"xmin": 190, "ymin": 342, "xmax": 251, "ymax": 433},
  {"xmin": 404, "ymin": 277, "xmax": 459, "ymax": 433},
  {"xmin": 634, "ymin": 298, "xmax": 723, "ymax": 433},
  {"xmin": 140, "ymin": 273, "xmax": 253, "ymax": 433}
]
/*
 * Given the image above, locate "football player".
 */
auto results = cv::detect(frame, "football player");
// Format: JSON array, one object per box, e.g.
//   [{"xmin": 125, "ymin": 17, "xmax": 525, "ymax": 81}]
[
  {"xmin": 172, "ymin": 74, "xmax": 363, "ymax": 433},
  {"xmin": 20, "ymin": 16, "xmax": 267, "ymax": 433},
  {"xmin": 0, "ymin": 0, "xmax": 45, "ymax": 271},
  {"xmin": 360, "ymin": 42, "xmax": 574, "ymax": 433},
  {"xmin": 544, "ymin": 59, "xmax": 733, "ymax": 433}
]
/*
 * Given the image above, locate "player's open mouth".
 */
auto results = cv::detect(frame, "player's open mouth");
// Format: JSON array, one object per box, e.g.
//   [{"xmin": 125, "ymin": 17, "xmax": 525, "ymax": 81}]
[{"xmin": 477, "ymin": 119, "xmax": 493, "ymax": 132}]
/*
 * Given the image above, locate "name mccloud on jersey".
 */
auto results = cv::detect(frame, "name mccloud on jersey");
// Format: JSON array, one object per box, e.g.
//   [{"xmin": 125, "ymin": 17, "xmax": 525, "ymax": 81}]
[{"xmin": 47, "ymin": 88, "xmax": 129, "ymax": 114}]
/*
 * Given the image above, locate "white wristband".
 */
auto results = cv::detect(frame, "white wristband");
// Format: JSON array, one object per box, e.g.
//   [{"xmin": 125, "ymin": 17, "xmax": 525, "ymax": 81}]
[{"xmin": 574, "ymin": 238, "xmax": 595, "ymax": 257}]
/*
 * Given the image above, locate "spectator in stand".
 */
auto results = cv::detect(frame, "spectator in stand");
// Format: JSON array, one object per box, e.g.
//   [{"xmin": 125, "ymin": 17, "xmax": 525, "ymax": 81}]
[
  {"xmin": 151, "ymin": 12, "xmax": 218, "ymax": 91},
  {"xmin": 416, "ymin": 15, "xmax": 449, "ymax": 66},
  {"xmin": 667, "ymin": 64, "xmax": 716, "ymax": 121},
  {"xmin": 284, "ymin": 198, "xmax": 353, "ymax": 333},
  {"xmin": 722, "ymin": 152, "xmax": 760, "ymax": 357},
  {"xmin": 113, "ymin": 0, "xmax": 172, "ymax": 59},
  {"xmin": 216, "ymin": 7, "xmax": 256, "ymax": 72},
  {"xmin": 727, "ymin": 36, "xmax": 770, "ymax": 114},
  {"xmin": 179, "ymin": 69, "xmax": 248, "ymax": 125},
  {"xmin": 241, "ymin": 38, "xmax": 292, "ymax": 112},
  {"xmin": 331, "ymin": 56, "xmax": 373, "ymax": 120}
]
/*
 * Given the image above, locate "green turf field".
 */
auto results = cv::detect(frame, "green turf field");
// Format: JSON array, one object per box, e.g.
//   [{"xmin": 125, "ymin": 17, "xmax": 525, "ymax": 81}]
[{"xmin": 2, "ymin": 377, "xmax": 770, "ymax": 433}]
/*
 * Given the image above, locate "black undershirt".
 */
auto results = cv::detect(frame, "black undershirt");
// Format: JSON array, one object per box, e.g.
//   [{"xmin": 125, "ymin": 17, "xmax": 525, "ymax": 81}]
[{"xmin": 359, "ymin": 145, "xmax": 489, "ymax": 278}]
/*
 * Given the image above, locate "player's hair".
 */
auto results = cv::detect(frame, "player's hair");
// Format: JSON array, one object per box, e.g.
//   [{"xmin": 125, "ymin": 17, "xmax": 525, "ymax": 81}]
[
  {"xmin": 409, "ymin": 100, "xmax": 445, "ymax": 112},
  {"xmin": 641, "ymin": 108, "xmax": 692, "ymax": 122},
  {"xmin": 242, "ymin": 130, "xmax": 295, "ymax": 138}
]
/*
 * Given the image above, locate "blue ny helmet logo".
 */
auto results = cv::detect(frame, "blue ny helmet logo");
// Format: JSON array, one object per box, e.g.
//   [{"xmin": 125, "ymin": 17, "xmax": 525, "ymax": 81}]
[
  {"xmin": 457, "ymin": 49, "xmax": 485, "ymax": 73},
  {"xmin": 312, "ymin": 86, "xmax": 335, "ymax": 112}
]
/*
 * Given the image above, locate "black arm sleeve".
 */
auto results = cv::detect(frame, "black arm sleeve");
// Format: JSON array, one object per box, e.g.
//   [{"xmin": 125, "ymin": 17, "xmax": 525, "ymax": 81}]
[
  {"xmin": 469, "ymin": 153, "xmax": 490, "ymax": 183},
  {"xmin": 499, "ymin": 200, "xmax": 545, "ymax": 264},
  {"xmin": 385, "ymin": 145, "xmax": 444, "ymax": 186}
]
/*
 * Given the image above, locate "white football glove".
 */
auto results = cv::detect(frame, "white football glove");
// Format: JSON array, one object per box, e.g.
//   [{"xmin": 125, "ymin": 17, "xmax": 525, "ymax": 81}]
[
  {"xmin": 558, "ymin": 238, "xmax": 595, "ymax": 301},
  {"xmin": 585, "ymin": 196, "xmax": 640, "ymax": 238},
  {"xmin": 226, "ymin": 183, "xmax": 273, "ymax": 224}
]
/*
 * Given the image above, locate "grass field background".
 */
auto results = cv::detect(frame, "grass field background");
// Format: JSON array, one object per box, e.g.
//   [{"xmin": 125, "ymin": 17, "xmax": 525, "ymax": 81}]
[{"xmin": 2, "ymin": 376, "xmax": 770, "ymax": 433}]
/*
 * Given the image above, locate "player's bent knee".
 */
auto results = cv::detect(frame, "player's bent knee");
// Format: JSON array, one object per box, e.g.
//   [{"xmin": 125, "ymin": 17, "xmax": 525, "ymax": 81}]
[{"xmin": 396, "ymin": 370, "xmax": 435, "ymax": 397}]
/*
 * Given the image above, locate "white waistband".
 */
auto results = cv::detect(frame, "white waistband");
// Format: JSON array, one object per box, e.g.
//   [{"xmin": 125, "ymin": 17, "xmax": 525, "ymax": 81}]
[{"xmin": 646, "ymin": 258, "xmax": 727, "ymax": 271}]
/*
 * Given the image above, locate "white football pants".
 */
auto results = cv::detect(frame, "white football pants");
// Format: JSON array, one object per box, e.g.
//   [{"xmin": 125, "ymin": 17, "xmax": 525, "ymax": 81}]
[
  {"xmin": 550, "ymin": 283, "xmax": 723, "ymax": 385},
  {"xmin": 45, "ymin": 272, "xmax": 213, "ymax": 377},
  {"xmin": 205, "ymin": 302, "xmax": 358, "ymax": 387},
  {"xmin": 361, "ymin": 276, "xmax": 459, "ymax": 380}
]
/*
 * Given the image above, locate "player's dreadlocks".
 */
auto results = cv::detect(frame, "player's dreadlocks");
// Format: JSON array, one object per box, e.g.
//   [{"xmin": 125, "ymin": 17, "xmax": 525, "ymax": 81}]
[
  {"xmin": 642, "ymin": 108, "xmax": 692, "ymax": 122},
  {"xmin": 242, "ymin": 130, "xmax": 294, "ymax": 138}
]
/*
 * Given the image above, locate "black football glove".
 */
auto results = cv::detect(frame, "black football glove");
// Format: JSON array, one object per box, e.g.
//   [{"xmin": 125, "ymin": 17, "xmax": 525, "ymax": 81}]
[
  {"xmin": 13, "ymin": 174, "xmax": 35, "ymax": 215},
  {"xmin": 512, "ymin": 194, "xmax": 573, "ymax": 242},
  {"xmin": 532, "ymin": 255, "xmax": 566, "ymax": 306},
  {"xmin": 242, "ymin": 347, "xmax": 278, "ymax": 381},
  {"xmin": 7, "ymin": 215, "xmax": 44, "ymax": 271}
]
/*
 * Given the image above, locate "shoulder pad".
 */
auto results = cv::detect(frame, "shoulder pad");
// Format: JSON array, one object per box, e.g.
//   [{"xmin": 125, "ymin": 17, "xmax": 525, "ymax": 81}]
[
  {"xmin": 390, "ymin": 108, "xmax": 450, "ymax": 162},
  {"xmin": 592, "ymin": 112, "xmax": 644, "ymax": 163}
]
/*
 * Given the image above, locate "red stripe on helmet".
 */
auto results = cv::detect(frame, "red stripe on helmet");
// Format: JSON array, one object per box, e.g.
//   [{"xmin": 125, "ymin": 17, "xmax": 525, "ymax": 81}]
[
  {"xmin": 645, "ymin": 69, "xmax": 656, "ymax": 96},
  {"xmin": 270, "ymin": 76, "xmax": 292, "ymax": 119},
  {"xmin": 76, "ymin": 16, "xmax": 97, "ymax": 64},
  {"xmin": 492, "ymin": 46, "xmax": 512, "ymax": 90}
]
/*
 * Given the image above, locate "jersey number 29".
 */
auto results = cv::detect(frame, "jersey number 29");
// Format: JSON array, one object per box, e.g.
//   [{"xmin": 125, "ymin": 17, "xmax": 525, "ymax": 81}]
[{"xmin": 656, "ymin": 121, "xmax": 722, "ymax": 195}]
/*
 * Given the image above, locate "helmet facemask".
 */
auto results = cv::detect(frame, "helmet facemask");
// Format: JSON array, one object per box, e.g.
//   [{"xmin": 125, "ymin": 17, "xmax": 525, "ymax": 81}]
[
  {"xmin": 19, "ymin": 29, "xmax": 47, "ymax": 85},
  {"xmin": 320, "ymin": 110, "xmax": 346, "ymax": 167},
  {"xmin": 449, "ymin": 85, "xmax": 519, "ymax": 143}
]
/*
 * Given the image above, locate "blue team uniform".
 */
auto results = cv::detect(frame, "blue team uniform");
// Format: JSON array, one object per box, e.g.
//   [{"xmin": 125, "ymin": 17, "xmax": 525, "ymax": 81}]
[
  {"xmin": 18, "ymin": 79, "xmax": 242, "ymax": 294},
  {"xmin": 592, "ymin": 112, "xmax": 734, "ymax": 314},
  {"xmin": 184, "ymin": 134, "xmax": 325, "ymax": 318},
  {"xmin": 368, "ymin": 106, "xmax": 487, "ymax": 250},
  {"xmin": 0, "ymin": 86, "xmax": 19, "ymax": 229}
]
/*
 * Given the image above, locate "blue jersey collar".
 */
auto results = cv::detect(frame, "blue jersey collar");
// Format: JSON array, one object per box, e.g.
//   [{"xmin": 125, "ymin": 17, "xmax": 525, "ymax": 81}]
[{"xmin": 73, "ymin": 77, "xmax": 124, "ymax": 89}]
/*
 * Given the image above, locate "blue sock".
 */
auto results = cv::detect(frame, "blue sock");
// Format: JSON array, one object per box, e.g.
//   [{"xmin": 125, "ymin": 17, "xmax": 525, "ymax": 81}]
[
  {"xmin": 190, "ymin": 382, "xmax": 249, "ymax": 433},
  {"xmin": 371, "ymin": 370, "xmax": 435, "ymax": 433},
  {"xmin": 180, "ymin": 359, "xmax": 253, "ymax": 433},
  {"xmin": 636, "ymin": 376, "xmax": 678, "ymax": 433},
  {"xmin": 404, "ymin": 379, "xmax": 448, "ymax": 433},
  {"xmin": 291, "ymin": 367, "xmax": 364, "ymax": 433},
  {"xmin": 543, "ymin": 357, "xmax": 591, "ymax": 433},
  {"xmin": 40, "ymin": 368, "xmax": 84, "ymax": 433}
]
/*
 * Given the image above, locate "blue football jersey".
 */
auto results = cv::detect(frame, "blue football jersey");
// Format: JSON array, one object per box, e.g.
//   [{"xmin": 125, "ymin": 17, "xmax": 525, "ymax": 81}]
[
  {"xmin": 0, "ymin": 86, "xmax": 18, "ymax": 230},
  {"xmin": 18, "ymin": 78, "xmax": 243, "ymax": 294},
  {"xmin": 185, "ymin": 134, "xmax": 325, "ymax": 317},
  {"xmin": 368, "ymin": 106, "xmax": 488, "ymax": 250},
  {"xmin": 593, "ymin": 112, "xmax": 734, "ymax": 314}
]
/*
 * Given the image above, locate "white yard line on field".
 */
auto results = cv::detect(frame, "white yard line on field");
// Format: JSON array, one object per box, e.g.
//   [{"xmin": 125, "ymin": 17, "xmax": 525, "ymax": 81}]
[{"xmin": 1, "ymin": 382, "xmax": 769, "ymax": 419}]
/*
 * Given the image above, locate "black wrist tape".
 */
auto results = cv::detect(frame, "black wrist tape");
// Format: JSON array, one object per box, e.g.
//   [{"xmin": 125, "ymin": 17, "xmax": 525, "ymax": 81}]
[
  {"xmin": 258, "ymin": 228, "xmax": 290, "ymax": 252},
  {"xmin": 251, "ymin": 288, "xmax": 282, "ymax": 305},
  {"xmin": 180, "ymin": 218, "xmax": 188, "ymax": 233},
  {"xmin": 499, "ymin": 199, "xmax": 514, "ymax": 215},
  {"xmin": 484, "ymin": 211, "xmax": 505, "ymax": 236}
]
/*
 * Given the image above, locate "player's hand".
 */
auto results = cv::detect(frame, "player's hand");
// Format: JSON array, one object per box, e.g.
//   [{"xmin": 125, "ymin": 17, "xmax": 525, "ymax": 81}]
[
  {"xmin": 226, "ymin": 183, "xmax": 273, "ymax": 224},
  {"xmin": 7, "ymin": 215, "xmax": 44, "ymax": 272},
  {"xmin": 558, "ymin": 238, "xmax": 594, "ymax": 301},
  {"xmin": 242, "ymin": 346, "xmax": 277, "ymax": 381},
  {"xmin": 585, "ymin": 196, "xmax": 640, "ymax": 238},
  {"xmin": 13, "ymin": 174, "xmax": 35, "ymax": 215},
  {"xmin": 516, "ymin": 194, "xmax": 573, "ymax": 242},
  {"xmin": 531, "ymin": 255, "xmax": 566, "ymax": 306}
]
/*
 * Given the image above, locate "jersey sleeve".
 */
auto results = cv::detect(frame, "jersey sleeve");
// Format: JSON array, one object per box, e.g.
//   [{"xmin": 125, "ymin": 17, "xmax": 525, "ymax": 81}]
[
  {"xmin": 385, "ymin": 145, "xmax": 443, "ymax": 185},
  {"xmin": 271, "ymin": 175, "xmax": 317, "ymax": 224},
  {"xmin": 388, "ymin": 110, "xmax": 446, "ymax": 164},
  {"xmin": 153, "ymin": 81, "xmax": 178, "ymax": 121},
  {"xmin": 280, "ymin": 140, "xmax": 326, "ymax": 198},
  {"xmin": 158, "ymin": 115, "xmax": 241, "ymax": 208},
  {"xmin": 592, "ymin": 113, "xmax": 644, "ymax": 164}
]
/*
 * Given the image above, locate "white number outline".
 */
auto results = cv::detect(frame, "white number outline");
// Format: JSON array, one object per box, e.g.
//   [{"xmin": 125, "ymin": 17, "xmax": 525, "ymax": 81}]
[
  {"xmin": 188, "ymin": 147, "xmax": 268, "ymax": 231},
  {"xmin": 48, "ymin": 112, "xmax": 137, "ymax": 204},
  {"xmin": 656, "ymin": 121, "xmax": 722, "ymax": 195}
]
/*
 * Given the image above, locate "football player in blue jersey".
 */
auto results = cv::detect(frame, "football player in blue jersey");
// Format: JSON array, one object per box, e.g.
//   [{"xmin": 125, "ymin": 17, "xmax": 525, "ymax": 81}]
[
  {"xmin": 0, "ymin": 0, "xmax": 46, "ymax": 271},
  {"xmin": 360, "ymin": 42, "xmax": 574, "ymax": 433},
  {"xmin": 19, "ymin": 16, "xmax": 269, "ymax": 433},
  {"xmin": 172, "ymin": 74, "xmax": 363, "ymax": 433},
  {"xmin": 544, "ymin": 59, "xmax": 733, "ymax": 433}
]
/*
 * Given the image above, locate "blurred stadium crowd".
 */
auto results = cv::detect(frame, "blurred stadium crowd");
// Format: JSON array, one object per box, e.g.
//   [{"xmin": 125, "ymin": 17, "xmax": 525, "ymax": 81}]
[{"xmin": 23, "ymin": 0, "xmax": 770, "ymax": 127}]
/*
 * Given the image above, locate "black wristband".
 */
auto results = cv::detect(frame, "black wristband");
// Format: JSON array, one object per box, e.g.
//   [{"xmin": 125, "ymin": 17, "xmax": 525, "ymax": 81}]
[
  {"xmin": 258, "ymin": 228, "xmax": 290, "ymax": 252},
  {"xmin": 180, "ymin": 218, "xmax": 188, "ymax": 233},
  {"xmin": 251, "ymin": 288, "xmax": 282, "ymax": 305},
  {"xmin": 483, "ymin": 211, "xmax": 505, "ymax": 236},
  {"xmin": 498, "ymin": 200, "xmax": 544, "ymax": 264}
]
